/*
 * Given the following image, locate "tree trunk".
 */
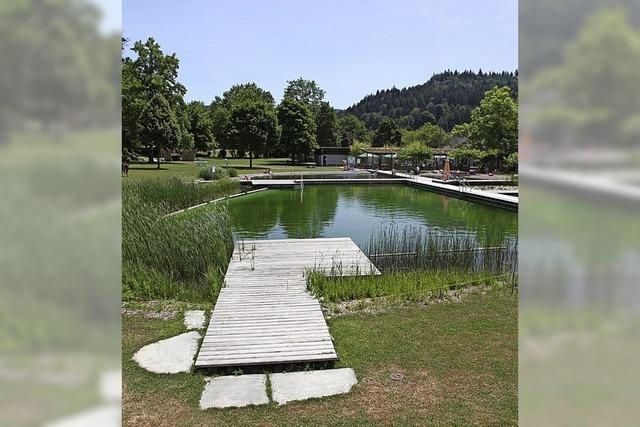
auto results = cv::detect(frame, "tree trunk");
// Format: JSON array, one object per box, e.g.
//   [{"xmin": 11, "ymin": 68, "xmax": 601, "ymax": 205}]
[
  {"xmin": 249, "ymin": 150, "xmax": 253, "ymax": 169},
  {"xmin": 157, "ymin": 146, "xmax": 161, "ymax": 169}
]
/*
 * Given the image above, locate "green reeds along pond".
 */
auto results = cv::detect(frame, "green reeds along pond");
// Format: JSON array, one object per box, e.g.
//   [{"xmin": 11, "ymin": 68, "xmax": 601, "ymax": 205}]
[{"xmin": 221, "ymin": 184, "xmax": 517, "ymax": 249}]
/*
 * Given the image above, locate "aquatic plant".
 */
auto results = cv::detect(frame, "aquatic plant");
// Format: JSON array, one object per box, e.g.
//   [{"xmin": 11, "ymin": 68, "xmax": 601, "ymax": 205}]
[
  {"xmin": 123, "ymin": 176, "xmax": 239, "ymax": 215},
  {"xmin": 122, "ymin": 178, "xmax": 237, "ymax": 301},
  {"xmin": 365, "ymin": 224, "xmax": 518, "ymax": 274}
]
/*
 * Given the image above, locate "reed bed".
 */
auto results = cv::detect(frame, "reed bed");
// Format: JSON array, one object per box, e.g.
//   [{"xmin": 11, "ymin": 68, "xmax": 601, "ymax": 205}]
[
  {"xmin": 122, "ymin": 178, "xmax": 236, "ymax": 301},
  {"xmin": 307, "ymin": 224, "xmax": 517, "ymax": 304},
  {"xmin": 123, "ymin": 176, "xmax": 239, "ymax": 215},
  {"xmin": 365, "ymin": 224, "xmax": 518, "ymax": 274}
]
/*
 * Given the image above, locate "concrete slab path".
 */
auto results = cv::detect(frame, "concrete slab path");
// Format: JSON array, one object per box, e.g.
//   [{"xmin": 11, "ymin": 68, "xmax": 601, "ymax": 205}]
[
  {"xmin": 200, "ymin": 374, "xmax": 269, "ymax": 409},
  {"xmin": 132, "ymin": 331, "xmax": 200, "ymax": 374},
  {"xmin": 270, "ymin": 368, "xmax": 358, "ymax": 405}
]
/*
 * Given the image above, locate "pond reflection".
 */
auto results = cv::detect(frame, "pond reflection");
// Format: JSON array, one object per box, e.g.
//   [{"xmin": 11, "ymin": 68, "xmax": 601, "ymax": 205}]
[{"xmin": 223, "ymin": 185, "xmax": 517, "ymax": 247}]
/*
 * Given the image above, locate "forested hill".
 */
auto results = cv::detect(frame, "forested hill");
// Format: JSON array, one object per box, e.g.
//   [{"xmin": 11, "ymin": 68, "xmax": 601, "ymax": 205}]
[{"xmin": 344, "ymin": 70, "xmax": 518, "ymax": 131}]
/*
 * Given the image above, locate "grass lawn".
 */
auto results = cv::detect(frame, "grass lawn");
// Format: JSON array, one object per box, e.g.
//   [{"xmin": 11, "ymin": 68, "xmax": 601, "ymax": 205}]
[
  {"xmin": 127, "ymin": 158, "xmax": 342, "ymax": 180},
  {"xmin": 123, "ymin": 288, "xmax": 517, "ymax": 426}
]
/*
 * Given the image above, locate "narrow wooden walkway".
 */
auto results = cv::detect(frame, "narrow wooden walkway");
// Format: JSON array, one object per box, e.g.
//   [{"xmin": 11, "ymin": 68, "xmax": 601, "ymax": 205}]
[{"xmin": 195, "ymin": 238, "xmax": 379, "ymax": 368}]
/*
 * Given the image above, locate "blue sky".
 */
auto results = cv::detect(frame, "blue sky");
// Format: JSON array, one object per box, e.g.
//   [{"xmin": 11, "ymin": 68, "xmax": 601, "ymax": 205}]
[{"xmin": 123, "ymin": 0, "xmax": 517, "ymax": 109}]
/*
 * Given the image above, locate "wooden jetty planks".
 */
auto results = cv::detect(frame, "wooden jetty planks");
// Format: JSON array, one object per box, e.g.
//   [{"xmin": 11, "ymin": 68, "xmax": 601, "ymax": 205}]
[{"xmin": 194, "ymin": 238, "xmax": 379, "ymax": 368}]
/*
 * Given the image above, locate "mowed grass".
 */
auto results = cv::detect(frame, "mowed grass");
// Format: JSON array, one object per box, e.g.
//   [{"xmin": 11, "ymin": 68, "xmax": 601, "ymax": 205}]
[
  {"xmin": 127, "ymin": 158, "xmax": 341, "ymax": 179},
  {"xmin": 122, "ymin": 288, "xmax": 517, "ymax": 426}
]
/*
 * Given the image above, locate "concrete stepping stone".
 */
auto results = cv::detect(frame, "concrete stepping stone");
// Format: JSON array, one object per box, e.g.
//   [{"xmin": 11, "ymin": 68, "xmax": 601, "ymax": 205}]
[
  {"xmin": 132, "ymin": 331, "xmax": 200, "ymax": 374},
  {"xmin": 270, "ymin": 368, "xmax": 358, "ymax": 405},
  {"xmin": 200, "ymin": 374, "xmax": 269, "ymax": 409},
  {"xmin": 184, "ymin": 310, "xmax": 206, "ymax": 329}
]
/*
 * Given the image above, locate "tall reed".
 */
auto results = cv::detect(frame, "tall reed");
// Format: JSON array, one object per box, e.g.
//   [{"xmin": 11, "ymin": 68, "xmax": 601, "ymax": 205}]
[
  {"xmin": 123, "ymin": 176, "xmax": 239, "ymax": 215},
  {"xmin": 365, "ymin": 224, "xmax": 517, "ymax": 274},
  {"xmin": 122, "ymin": 178, "xmax": 236, "ymax": 301}
]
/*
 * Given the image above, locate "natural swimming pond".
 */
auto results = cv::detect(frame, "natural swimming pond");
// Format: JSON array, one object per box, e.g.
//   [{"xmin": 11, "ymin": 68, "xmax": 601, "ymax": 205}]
[{"xmin": 222, "ymin": 185, "xmax": 517, "ymax": 248}]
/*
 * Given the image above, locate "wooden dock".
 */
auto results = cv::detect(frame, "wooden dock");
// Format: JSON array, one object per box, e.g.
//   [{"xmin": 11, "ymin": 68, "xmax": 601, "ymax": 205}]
[{"xmin": 195, "ymin": 238, "xmax": 379, "ymax": 368}]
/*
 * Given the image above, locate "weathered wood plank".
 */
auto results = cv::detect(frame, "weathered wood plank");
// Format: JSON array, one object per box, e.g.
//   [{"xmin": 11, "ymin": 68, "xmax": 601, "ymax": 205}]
[{"xmin": 194, "ymin": 238, "xmax": 379, "ymax": 368}]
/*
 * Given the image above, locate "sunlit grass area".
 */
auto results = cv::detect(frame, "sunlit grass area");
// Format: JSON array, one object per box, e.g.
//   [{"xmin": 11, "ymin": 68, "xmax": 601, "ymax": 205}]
[
  {"xmin": 122, "ymin": 287, "xmax": 517, "ymax": 426},
  {"xmin": 127, "ymin": 157, "xmax": 341, "ymax": 180}
]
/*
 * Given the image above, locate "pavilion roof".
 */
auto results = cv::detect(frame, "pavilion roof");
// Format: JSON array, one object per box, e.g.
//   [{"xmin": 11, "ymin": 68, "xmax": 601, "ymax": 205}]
[{"xmin": 362, "ymin": 147, "xmax": 400, "ymax": 155}]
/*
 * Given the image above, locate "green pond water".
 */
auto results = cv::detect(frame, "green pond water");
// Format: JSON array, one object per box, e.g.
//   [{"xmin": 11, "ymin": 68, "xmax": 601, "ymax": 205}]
[{"xmin": 222, "ymin": 185, "xmax": 517, "ymax": 248}]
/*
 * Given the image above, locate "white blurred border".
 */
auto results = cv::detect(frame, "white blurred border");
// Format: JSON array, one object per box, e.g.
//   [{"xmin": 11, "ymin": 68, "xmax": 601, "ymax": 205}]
[{"xmin": 520, "ymin": 1, "xmax": 640, "ymax": 424}]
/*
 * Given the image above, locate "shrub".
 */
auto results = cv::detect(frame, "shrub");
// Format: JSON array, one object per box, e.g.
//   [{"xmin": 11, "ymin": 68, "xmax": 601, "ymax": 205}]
[
  {"xmin": 227, "ymin": 167, "xmax": 238, "ymax": 177},
  {"xmin": 198, "ymin": 167, "xmax": 214, "ymax": 181},
  {"xmin": 199, "ymin": 167, "xmax": 230, "ymax": 181}
]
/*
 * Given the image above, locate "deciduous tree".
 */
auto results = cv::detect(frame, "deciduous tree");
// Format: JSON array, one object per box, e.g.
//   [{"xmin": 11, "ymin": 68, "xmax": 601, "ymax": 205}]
[
  {"xmin": 227, "ymin": 102, "xmax": 279, "ymax": 168},
  {"xmin": 277, "ymin": 98, "xmax": 317, "ymax": 163},
  {"xmin": 337, "ymin": 114, "xmax": 367, "ymax": 147},
  {"xmin": 468, "ymin": 86, "xmax": 518, "ymax": 156},
  {"xmin": 315, "ymin": 102, "xmax": 339, "ymax": 147},
  {"xmin": 283, "ymin": 78, "xmax": 325, "ymax": 115},
  {"xmin": 137, "ymin": 94, "xmax": 181, "ymax": 169},
  {"xmin": 187, "ymin": 101, "xmax": 215, "ymax": 152},
  {"xmin": 398, "ymin": 142, "xmax": 433, "ymax": 165},
  {"xmin": 402, "ymin": 124, "xmax": 449, "ymax": 148},
  {"xmin": 372, "ymin": 118, "xmax": 402, "ymax": 147}
]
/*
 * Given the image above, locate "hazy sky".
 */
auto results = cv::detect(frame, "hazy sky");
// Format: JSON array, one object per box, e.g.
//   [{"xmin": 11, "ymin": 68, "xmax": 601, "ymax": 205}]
[{"xmin": 123, "ymin": 0, "xmax": 517, "ymax": 109}]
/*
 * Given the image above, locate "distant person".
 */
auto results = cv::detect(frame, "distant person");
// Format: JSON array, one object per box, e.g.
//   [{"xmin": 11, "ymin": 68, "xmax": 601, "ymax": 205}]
[{"xmin": 121, "ymin": 161, "xmax": 129, "ymax": 177}]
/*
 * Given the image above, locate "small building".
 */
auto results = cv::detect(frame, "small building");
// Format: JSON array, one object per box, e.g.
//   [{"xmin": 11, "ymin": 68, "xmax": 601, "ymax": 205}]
[{"xmin": 315, "ymin": 146, "xmax": 350, "ymax": 166}]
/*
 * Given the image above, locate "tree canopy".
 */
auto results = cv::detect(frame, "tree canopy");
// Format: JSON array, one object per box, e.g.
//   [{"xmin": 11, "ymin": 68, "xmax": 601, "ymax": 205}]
[
  {"xmin": 122, "ymin": 37, "xmax": 189, "ymax": 160},
  {"xmin": 210, "ymin": 83, "xmax": 278, "ymax": 165},
  {"xmin": 137, "ymin": 94, "xmax": 181, "ymax": 168},
  {"xmin": 337, "ymin": 114, "xmax": 367, "ymax": 147},
  {"xmin": 1, "ymin": 0, "xmax": 119, "ymax": 142},
  {"xmin": 283, "ymin": 78, "xmax": 325, "ymax": 115},
  {"xmin": 186, "ymin": 101, "xmax": 216, "ymax": 152},
  {"xmin": 345, "ymin": 70, "xmax": 517, "ymax": 131},
  {"xmin": 315, "ymin": 102, "xmax": 339, "ymax": 147},
  {"xmin": 219, "ymin": 83, "xmax": 275, "ymax": 108},
  {"xmin": 277, "ymin": 98, "xmax": 317, "ymax": 163},
  {"xmin": 226, "ymin": 102, "xmax": 279, "ymax": 168},
  {"xmin": 402, "ymin": 124, "xmax": 449, "ymax": 148},
  {"xmin": 398, "ymin": 142, "xmax": 433, "ymax": 164},
  {"xmin": 372, "ymin": 118, "xmax": 402, "ymax": 147},
  {"xmin": 468, "ymin": 86, "xmax": 518, "ymax": 156}
]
